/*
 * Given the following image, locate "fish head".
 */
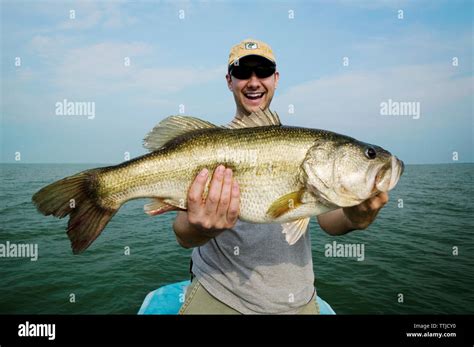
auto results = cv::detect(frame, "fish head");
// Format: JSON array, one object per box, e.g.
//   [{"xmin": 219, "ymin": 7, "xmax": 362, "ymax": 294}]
[{"xmin": 302, "ymin": 138, "xmax": 404, "ymax": 207}]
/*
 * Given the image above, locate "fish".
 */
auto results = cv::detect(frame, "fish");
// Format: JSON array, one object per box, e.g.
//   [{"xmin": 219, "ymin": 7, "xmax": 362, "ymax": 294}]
[{"xmin": 32, "ymin": 109, "xmax": 404, "ymax": 254}]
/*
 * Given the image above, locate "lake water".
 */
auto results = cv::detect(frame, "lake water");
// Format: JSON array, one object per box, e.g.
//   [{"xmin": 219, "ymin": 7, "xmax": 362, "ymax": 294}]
[{"xmin": 0, "ymin": 163, "xmax": 473, "ymax": 314}]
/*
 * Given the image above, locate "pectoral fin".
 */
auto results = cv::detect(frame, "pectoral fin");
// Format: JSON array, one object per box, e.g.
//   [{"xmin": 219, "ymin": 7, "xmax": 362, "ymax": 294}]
[
  {"xmin": 266, "ymin": 190, "xmax": 304, "ymax": 219},
  {"xmin": 144, "ymin": 198, "xmax": 182, "ymax": 216},
  {"xmin": 282, "ymin": 218, "xmax": 310, "ymax": 245}
]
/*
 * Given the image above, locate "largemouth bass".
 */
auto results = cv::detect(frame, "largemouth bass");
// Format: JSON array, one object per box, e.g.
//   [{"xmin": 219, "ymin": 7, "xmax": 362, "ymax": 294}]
[{"xmin": 32, "ymin": 109, "xmax": 404, "ymax": 254}]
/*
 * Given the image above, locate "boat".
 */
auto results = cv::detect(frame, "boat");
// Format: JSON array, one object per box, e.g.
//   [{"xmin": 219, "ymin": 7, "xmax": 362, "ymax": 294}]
[{"xmin": 138, "ymin": 280, "xmax": 336, "ymax": 314}]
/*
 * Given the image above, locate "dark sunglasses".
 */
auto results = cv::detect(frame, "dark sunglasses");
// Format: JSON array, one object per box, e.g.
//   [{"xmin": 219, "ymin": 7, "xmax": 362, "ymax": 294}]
[{"xmin": 229, "ymin": 65, "xmax": 276, "ymax": 79}]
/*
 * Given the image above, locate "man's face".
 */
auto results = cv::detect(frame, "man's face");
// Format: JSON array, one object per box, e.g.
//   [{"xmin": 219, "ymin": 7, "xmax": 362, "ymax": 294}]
[{"xmin": 226, "ymin": 56, "xmax": 279, "ymax": 115}]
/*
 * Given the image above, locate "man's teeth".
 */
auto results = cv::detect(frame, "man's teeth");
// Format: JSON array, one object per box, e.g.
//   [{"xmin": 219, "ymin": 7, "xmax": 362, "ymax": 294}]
[{"xmin": 245, "ymin": 92, "xmax": 264, "ymax": 100}]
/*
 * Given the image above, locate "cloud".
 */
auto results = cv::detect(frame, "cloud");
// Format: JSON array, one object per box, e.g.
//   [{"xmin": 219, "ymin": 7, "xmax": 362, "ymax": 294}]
[
  {"xmin": 57, "ymin": 1, "xmax": 137, "ymax": 30},
  {"xmin": 328, "ymin": 0, "xmax": 427, "ymax": 10},
  {"xmin": 27, "ymin": 36, "xmax": 225, "ymax": 95},
  {"xmin": 50, "ymin": 41, "xmax": 224, "ymax": 96},
  {"xmin": 274, "ymin": 64, "xmax": 473, "ymax": 133},
  {"xmin": 3, "ymin": 37, "xmax": 225, "ymax": 124},
  {"xmin": 29, "ymin": 35, "xmax": 72, "ymax": 61},
  {"xmin": 351, "ymin": 33, "xmax": 472, "ymax": 65},
  {"xmin": 102, "ymin": 2, "xmax": 138, "ymax": 28}
]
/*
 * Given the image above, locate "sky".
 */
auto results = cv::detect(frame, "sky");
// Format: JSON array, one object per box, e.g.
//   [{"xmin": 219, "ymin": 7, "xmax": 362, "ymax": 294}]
[{"xmin": 1, "ymin": 0, "xmax": 472, "ymax": 164}]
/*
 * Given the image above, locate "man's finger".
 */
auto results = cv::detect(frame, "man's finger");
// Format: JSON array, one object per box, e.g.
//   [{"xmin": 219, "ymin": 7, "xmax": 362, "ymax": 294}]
[
  {"xmin": 187, "ymin": 168, "xmax": 208, "ymax": 211},
  {"xmin": 216, "ymin": 168, "xmax": 233, "ymax": 218},
  {"xmin": 226, "ymin": 181, "xmax": 240, "ymax": 225},
  {"xmin": 378, "ymin": 192, "xmax": 389, "ymax": 204},
  {"xmin": 205, "ymin": 165, "xmax": 225, "ymax": 216},
  {"xmin": 368, "ymin": 193, "xmax": 389, "ymax": 210}
]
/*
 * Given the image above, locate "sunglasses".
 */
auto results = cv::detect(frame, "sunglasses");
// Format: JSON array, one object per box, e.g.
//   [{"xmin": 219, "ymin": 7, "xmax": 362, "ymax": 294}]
[{"xmin": 229, "ymin": 65, "xmax": 276, "ymax": 80}]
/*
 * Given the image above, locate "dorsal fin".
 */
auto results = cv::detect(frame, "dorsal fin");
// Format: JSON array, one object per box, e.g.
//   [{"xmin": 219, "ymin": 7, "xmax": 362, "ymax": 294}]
[
  {"xmin": 143, "ymin": 116, "xmax": 217, "ymax": 151},
  {"xmin": 226, "ymin": 108, "xmax": 281, "ymax": 129}
]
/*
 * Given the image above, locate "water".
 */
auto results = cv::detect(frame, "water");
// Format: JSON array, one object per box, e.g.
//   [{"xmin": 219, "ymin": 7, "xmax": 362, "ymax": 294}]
[{"xmin": 1, "ymin": 163, "xmax": 473, "ymax": 314}]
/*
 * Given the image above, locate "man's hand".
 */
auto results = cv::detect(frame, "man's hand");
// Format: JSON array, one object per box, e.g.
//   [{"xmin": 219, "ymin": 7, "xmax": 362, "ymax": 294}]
[
  {"xmin": 342, "ymin": 192, "xmax": 389, "ymax": 230},
  {"xmin": 317, "ymin": 192, "xmax": 389, "ymax": 236},
  {"xmin": 173, "ymin": 165, "xmax": 240, "ymax": 248},
  {"xmin": 188, "ymin": 165, "xmax": 240, "ymax": 236}
]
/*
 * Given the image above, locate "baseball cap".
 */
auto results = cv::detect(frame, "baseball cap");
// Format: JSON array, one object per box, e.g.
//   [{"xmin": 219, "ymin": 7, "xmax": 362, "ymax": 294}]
[{"xmin": 228, "ymin": 38, "xmax": 276, "ymax": 68}]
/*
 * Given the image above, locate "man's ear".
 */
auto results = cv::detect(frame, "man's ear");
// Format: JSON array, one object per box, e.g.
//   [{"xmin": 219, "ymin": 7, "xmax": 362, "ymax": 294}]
[
  {"xmin": 274, "ymin": 71, "xmax": 280, "ymax": 89},
  {"xmin": 226, "ymin": 74, "xmax": 233, "ymax": 91}
]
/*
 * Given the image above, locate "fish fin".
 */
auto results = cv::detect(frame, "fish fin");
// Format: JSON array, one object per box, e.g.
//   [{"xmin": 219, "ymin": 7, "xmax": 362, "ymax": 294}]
[
  {"xmin": 143, "ymin": 116, "xmax": 217, "ymax": 151},
  {"xmin": 226, "ymin": 108, "xmax": 281, "ymax": 129},
  {"xmin": 281, "ymin": 218, "xmax": 310, "ymax": 245},
  {"xmin": 144, "ymin": 198, "xmax": 183, "ymax": 216},
  {"xmin": 266, "ymin": 190, "xmax": 304, "ymax": 219},
  {"xmin": 32, "ymin": 170, "xmax": 118, "ymax": 254},
  {"xmin": 163, "ymin": 198, "xmax": 187, "ymax": 209}
]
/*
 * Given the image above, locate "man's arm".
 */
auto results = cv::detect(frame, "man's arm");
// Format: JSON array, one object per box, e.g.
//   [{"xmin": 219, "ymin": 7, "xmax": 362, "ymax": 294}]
[
  {"xmin": 317, "ymin": 192, "xmax": 389, "ymax": 236},
  {"xmin": 173, "ymin": 165, "xmax": 240, "ymax": 249}
]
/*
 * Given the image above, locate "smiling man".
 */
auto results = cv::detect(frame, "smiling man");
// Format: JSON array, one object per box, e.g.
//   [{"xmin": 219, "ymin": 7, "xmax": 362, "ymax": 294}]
[
  {"xmin": 226, "ymin": 40, "xmax": 278, "ymax": 115},
  {"xmin": 174, "ymin": 39, "xmax": 389, "ymax": 314}
]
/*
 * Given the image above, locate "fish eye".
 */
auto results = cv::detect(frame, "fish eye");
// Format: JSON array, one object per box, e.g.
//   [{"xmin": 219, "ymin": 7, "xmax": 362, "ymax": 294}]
[{"xmin": 365, "ymin": 147, "xmax": 377, "ymax": 160}]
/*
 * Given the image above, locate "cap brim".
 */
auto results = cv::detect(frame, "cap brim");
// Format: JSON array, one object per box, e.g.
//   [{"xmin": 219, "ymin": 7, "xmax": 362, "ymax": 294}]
[{"xmin": 229, "ymin": 54, "xmax": 276, "ymax": 69}]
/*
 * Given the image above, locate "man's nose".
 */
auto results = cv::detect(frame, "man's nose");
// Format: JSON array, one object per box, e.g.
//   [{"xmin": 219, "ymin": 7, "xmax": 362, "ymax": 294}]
[{"xmin": 246, "ymin": 72, "xmax": 261, "ymax": 88}]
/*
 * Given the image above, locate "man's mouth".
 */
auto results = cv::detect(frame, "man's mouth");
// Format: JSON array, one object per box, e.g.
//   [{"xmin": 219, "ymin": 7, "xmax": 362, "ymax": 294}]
[{"xmin": 243, "ymin": 92, "xmax": 265, "ymax": 100}]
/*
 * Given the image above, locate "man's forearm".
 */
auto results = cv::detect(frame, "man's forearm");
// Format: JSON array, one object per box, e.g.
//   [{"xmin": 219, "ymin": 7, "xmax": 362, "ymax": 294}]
[
  {"xmin": 317, "ymin": 209, "xmax": 356, "ymax": 236},
  {"xmin": 318, "ymin": 193, "xmax": 389, "ymax": 235}
]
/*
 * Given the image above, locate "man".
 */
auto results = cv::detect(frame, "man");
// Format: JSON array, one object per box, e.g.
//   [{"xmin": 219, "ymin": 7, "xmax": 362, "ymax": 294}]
[{"xmin": 174, "ymin": 39, "xmax": 388, "ymax": 314}]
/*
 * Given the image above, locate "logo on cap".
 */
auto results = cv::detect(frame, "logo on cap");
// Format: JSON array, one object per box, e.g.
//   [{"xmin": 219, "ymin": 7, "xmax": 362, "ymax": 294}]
[{"xmin": 245, "ymin": 42, "xmax": 258, "ymax": 50}]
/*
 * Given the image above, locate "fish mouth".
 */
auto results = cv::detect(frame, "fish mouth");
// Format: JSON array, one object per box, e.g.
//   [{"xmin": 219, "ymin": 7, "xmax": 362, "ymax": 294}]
[{"xmin": 374, "ymin": 156, "xmax": 404, "ymax": 192}]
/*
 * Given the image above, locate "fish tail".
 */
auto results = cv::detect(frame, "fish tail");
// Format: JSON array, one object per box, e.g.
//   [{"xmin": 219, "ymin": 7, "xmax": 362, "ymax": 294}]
[{"xmin": 32, "ymin": 169, "xmax": 118, "ymax": 254}]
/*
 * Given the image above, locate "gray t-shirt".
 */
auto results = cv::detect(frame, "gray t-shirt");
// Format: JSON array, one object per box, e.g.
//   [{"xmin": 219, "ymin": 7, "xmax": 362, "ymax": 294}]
[{"xmin": 191, "ymin": 220, "xmax": 315, "ymax": 314}]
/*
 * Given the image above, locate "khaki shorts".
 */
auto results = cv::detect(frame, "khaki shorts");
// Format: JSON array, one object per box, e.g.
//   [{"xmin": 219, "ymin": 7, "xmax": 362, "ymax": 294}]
[{"xmin": 178, "ymin": 278, "xmax": 320, "ymax": 315}]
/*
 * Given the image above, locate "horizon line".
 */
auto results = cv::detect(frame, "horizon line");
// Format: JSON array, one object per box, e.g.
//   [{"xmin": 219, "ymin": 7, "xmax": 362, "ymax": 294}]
[{"xmin": 0, "ymin": 161, "xmax": 473, "ymax": 166}]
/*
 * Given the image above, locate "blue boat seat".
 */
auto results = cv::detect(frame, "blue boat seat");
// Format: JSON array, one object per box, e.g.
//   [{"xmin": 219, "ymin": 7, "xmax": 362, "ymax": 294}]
[{"xmin": 138, "ymin": 280, "xmax": 336, "ymax": 315}]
